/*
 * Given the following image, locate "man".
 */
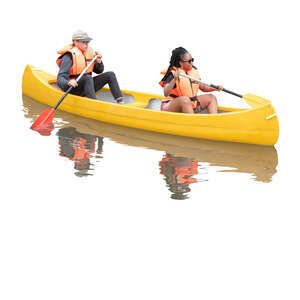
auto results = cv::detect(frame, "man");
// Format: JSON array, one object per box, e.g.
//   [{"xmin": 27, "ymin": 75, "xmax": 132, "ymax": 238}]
[{"xmin": 57, "ymin": 30, "xmax": 123, "ymax": 103}]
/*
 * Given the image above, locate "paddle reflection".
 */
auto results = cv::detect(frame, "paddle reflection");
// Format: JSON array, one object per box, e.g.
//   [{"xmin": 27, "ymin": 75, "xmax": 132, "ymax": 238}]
[
  {"xmin": 159, "ymin": 154, "xmax": 207, "ymax": 200},
  {"xmin": 57, "ymin": 127, "xmax": 103, "ymax": 177}
]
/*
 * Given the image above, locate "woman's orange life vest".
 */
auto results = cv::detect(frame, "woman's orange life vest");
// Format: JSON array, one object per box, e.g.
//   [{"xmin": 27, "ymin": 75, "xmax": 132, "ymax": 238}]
[
  {"xmin": 160, "ymin": 67, "xmax": 201, "ymax": 108},
  {"xmin": 56, "ymin": 44, "xmax": 95, "ymax": 77}
]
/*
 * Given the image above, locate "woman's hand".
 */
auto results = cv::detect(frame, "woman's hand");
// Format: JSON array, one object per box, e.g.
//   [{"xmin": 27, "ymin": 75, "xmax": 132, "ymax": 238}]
[
  {"xmin": 173, "ymin": 68, "xmax": 180, "ymax": 80},
  {"xmin": 194, "ymin": 101, "xmax": 201, "ymax": 113}
]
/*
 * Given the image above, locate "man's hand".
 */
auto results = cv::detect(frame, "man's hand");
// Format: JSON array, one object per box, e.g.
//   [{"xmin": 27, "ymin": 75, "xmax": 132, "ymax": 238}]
[
  {"xmin": 95, "ymin": 51, "xmax": 102, "ymax": 63},
  {"xmin": 68, "ymin": 79, "xmax": 78, "ymax": 88}
]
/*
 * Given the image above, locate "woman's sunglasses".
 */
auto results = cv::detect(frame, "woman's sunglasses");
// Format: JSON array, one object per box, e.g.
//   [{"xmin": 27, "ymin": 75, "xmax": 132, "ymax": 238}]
[{"xmin": 181, "ymin": 58, "xmax": 194, "ymax": 64}]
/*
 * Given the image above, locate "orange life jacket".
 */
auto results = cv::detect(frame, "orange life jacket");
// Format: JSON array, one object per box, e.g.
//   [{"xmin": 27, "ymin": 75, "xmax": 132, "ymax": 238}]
[
  {"xmin": 56, "ymin": 44, "xmax": 95, "ymax": 77},
  {"xmin": 160, "ymin": 67, "xmax": 201, "ymax": 107}
]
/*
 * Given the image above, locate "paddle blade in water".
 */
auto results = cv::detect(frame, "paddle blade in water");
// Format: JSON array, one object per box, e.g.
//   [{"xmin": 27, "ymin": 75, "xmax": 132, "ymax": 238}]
[
  {"xmin": 34, "ymin": 123, "xmax": 55, "ymax": 136},
  {"xmin": 31, "ymin": 108, "xmax": 55, "ymax": 135}
]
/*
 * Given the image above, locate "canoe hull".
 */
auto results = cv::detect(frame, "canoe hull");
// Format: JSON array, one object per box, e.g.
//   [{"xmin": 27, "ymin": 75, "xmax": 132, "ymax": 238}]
[{"xmin": 22, "ymin": 65, "xmax": 279, "ymax": 146}]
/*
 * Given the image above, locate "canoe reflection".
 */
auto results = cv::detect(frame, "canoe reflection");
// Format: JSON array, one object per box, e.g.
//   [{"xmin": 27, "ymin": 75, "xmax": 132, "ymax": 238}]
[
  {"xmin": 22, "ymin": 94, "xmax": 278, "ymax": 185},
  {"xmin": 57, "ymin": 127, "xmax": 103, "ymax": 177}
]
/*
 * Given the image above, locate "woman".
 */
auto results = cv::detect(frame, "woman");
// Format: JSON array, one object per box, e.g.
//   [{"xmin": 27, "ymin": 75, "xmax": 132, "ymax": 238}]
[{"xmin": 159, "ymin": 47, "xmax": 223, "ymax": 114}]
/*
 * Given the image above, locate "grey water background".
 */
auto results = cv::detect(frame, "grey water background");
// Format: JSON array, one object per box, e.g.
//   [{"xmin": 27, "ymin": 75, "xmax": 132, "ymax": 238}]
[{"xmin": 2, "ymin": 1, "xmax": 300, "ymax": 299}]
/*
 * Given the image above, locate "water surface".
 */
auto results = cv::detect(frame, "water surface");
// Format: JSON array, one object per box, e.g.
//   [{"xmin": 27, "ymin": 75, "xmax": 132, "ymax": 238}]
[{"xmin": 22, "ymin": 95, "xmax": 278, "ymax": 199}]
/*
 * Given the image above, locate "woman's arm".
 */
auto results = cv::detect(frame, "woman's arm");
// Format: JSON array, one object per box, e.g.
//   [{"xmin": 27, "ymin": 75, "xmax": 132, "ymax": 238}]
[
  {"xmin": 163, "ymin": 69, "xmax": 180, "ymax": 96},
  {"xmin": 199, "ymin": 82, "xmax": 217, "ymax": 92},
  {"xmin": 198, "ymin": 82, "xmax": 223, "ymax": 92},
  {"xmin": 164, "ymin": 77, "xmax": 177, "ymax": 96}
]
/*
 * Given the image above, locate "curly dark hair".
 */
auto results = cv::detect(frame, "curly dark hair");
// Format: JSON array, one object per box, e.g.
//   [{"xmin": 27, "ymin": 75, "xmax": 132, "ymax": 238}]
[{"xmin": 161, "ymin": 47, "xmax": 195, "ymax": 83}]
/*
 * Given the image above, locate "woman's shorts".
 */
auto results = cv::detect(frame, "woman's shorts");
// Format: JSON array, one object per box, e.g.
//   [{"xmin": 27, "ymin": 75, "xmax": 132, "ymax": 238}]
[{"xmin": 161, "ymin": 101, "xmax": 171, "ymax": 111}]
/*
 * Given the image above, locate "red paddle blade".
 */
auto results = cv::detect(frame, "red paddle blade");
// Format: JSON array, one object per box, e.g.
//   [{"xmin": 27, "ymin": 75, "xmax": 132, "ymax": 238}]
[
  {"xmin": 31, "ymin": 108, "xmax": 55, "ymax": 129},
  {"xmin": 30, "ymin": 108, "xmax": 55, "ymax": 136}
]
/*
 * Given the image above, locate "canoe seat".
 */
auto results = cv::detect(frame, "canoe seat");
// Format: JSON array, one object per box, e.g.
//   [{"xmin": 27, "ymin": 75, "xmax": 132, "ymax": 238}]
[
  {"xmin": 146, "ymin": 98, "xmax": 162, "ymax": 110},
  {"xmin": 96, "ymin": 90, "xmax": 135, "ymax": 104}
]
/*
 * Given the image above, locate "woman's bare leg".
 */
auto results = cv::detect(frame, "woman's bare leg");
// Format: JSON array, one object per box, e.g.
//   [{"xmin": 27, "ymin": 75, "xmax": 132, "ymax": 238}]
[
  {"xmin": 197, "ymin": 94, "xmax": 218, "ymax": 114},
  {"xmin": 167, "ymin": 96, "xmax": 194, "ymax": 113}
]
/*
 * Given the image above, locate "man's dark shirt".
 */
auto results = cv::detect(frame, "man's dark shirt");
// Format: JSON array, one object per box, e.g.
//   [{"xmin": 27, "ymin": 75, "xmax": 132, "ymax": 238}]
[{"xmin": 57, "ymin": 53, "xmax": 104, "ymax": 90}]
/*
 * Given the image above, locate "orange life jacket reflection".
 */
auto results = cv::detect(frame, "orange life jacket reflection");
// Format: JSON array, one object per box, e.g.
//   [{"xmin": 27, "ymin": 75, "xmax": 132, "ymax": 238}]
[
  {"xmin": 159, "ymin": 153, "xmax": 198, "ymax": 185},
  {"xmin": 57, "ymin": 127, "xmax": 96, "ymax": 162},
  {"xmin": 159, "ymin": 67, "xmax": 201, "ymax": 108},
  {"xmin": 56, "ymin": 44, "xmax": 95, "ymax": 77},
  {"xmin": 73, "ymin": 137, "xmax": 95, "ymax": 161}
]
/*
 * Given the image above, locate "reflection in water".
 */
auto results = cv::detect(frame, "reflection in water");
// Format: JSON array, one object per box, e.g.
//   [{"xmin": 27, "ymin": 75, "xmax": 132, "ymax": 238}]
[
  {"xmin": 57, "ymin": 127, "xmax": 103, "ymax": 177},
  {"xmin": 22, "ymin": 95, "xmax": 278, "ymax": 196},
  {"xmin": 159, "ymin": 154, "xmax": 207, "ymax": 200}
]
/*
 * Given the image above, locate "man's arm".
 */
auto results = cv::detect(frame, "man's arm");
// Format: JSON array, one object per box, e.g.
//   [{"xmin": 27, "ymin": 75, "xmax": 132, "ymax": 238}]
[
  {"xmin": 93, "ymin": 61, "xmax": 104, "ymax": 74},
  {"xmin": 57, "ymin": 53, "xmax": 73, "ymax": 91}
]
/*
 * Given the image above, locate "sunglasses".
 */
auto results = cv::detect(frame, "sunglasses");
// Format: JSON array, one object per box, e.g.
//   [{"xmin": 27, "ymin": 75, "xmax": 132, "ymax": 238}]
[
  {"xmin": 181, "ymin": 58, "xmax": 194, "ymax": 64},
  {"xmin": 77, "ymin": 40, "xmax": 90, "ymax": 44}
]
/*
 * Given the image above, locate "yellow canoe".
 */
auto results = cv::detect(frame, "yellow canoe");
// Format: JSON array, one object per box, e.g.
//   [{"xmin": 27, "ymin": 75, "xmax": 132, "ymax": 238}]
[{"xmin": 22, "ymin": 65, "xmax": 279, "ymax": 146}]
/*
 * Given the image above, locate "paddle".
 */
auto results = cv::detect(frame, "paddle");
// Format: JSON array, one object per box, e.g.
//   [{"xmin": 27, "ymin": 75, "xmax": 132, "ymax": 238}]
[
  {"xmin": 179, "ymin": 73, "xmax": 243, "ymax": 98},
  {"xmin": 31, "ymin": 55, "xmax": 98, "ymax": 134}
]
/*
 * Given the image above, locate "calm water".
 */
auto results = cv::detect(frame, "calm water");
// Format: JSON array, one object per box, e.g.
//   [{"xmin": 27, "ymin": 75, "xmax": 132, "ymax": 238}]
[{"xmin": 22, "ymin": 94, "xmax": 278, "ymax": 200}]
